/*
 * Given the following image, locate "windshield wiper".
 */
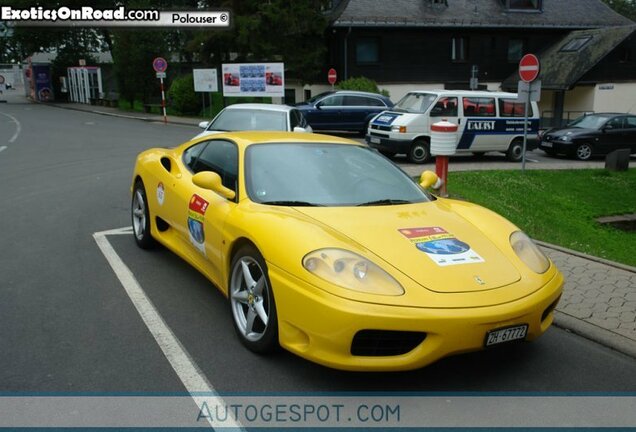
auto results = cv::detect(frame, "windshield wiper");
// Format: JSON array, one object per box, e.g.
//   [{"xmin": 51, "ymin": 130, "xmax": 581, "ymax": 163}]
[
  {"xmin": 357, "ymin": 199, "xmax": 413, "ymax": 206},
  {"xmin": 260, "ymin": 200, "xmax": 324, "ymax": 207}
]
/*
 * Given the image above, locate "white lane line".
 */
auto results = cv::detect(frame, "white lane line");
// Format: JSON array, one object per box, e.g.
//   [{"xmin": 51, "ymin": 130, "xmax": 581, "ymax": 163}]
[
  {"xmin": 0, "ymin": 146, "xmax": 6, "ymax": 153},
  {"xmin": 0, "ymin": 111, "xmax": 21, "ymax": 143},
  {"xmin": 526, "ymin": 158, "xmax": 539, "ymax": 163},
  {"xmin": 93, "ymin": 228, "xmax": 243, "ymax": 430}
]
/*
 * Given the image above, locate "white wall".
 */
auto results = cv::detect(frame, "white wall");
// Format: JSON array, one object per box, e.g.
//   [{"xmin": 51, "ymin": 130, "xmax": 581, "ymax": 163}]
[{"xmin": 593, "ymin": 83, "xmax": 636, "ymax": 113}]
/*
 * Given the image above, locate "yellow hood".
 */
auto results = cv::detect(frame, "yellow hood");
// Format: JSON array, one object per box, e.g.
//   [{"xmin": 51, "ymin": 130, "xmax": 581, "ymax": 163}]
[{"xmin": 294, "ymin": 199, "xmax": 521, "ymax": 294}]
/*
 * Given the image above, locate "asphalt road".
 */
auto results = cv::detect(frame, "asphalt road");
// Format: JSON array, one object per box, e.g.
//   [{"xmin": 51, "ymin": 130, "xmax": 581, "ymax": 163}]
[{"xmin": 2, "ymin": 100, "xmax": 636, "ymax": 398}]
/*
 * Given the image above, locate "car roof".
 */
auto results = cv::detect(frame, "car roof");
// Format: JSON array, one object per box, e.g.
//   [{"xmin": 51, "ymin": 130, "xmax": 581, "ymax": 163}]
[
  {"xmin": 405, "ymin": 89, "xmax": 519, "ymax": 98},
  {"xmin": 223, "ymin": 103, "xmax": 294, "ymax": 112},
  {"xmin": 186, "ymin": 131, "xmax": 361, "ymax": 150}
]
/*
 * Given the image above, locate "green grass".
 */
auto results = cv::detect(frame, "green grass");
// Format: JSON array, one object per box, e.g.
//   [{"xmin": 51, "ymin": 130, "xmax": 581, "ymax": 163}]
[{"xmin": 447, "ymin": 169, "xmax": 636, "ymax": 267}]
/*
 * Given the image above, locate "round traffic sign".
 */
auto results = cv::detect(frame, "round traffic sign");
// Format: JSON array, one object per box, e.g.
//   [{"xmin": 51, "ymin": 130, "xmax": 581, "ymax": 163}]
[
  {"xmin": 519, "ymin": 54, "xmax": 540, "ymax": 83},
  {"xmin": 152, "ymin": 57, "xmax": 168, "ymax": 73},
  {"xmin": 327, "ymin": 68, "xmax": 337, "ymax": 85}
]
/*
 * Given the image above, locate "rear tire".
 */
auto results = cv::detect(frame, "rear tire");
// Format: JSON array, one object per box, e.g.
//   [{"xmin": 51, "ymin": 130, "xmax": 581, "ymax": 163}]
[
  {"xmin": 574, "ymin": 142, "xmax": 593, "ymax": 161},
  {"xmin": 131, "ymin": 180, "xmax": 156, "ymax": 249},
  {"xmin": 408, "ymin": 139, "xmax": 431, "ymax": 164},
  {"xmin": 506, "ymin": 138, "xmax": 524, "ymax": 162}
]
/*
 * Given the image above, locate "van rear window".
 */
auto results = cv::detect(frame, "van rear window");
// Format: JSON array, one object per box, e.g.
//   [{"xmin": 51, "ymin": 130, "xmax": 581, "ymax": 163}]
[{"xmin": 499, "ymin": 99, "xmax": 532, "ymax": 117}]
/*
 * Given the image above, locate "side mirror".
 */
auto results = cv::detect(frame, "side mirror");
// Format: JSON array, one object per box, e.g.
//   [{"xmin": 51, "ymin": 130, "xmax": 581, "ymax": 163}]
[
  {"xmin": 602, "ymin": 124, "xmax": 613, "ymax": 132},
  {"xmin": 192, "ymin": 171, "xmax": 236, "ymax": 200},
  {"xmin": 419, "ymin": 170, "xmax": 443, "ymax": 190},
  {"xmin": 293, "ymin": 126, "xmax": 309, "ymax": 133},
  {"xmin": 315, "ymin": 102, "xmax": 323, "ymax": 110},
  {"xmin": 198, "ymin": 121, "xmax": 210, "ymax": 129}
]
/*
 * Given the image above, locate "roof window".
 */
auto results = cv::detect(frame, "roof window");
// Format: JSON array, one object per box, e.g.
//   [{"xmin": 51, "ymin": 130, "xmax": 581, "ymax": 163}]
[{"xmin": 560, "ymin": 36, "xmax": 593, "ymax": 52}]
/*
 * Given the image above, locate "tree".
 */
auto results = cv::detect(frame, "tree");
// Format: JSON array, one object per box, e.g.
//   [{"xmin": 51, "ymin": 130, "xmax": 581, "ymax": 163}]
[
  {"xmin": 602, "ymin": 0, "xmax": 636, "ymax": 21},
  {"xmin": 111, "ymin": 29, "xmax": 168, "ymax": 106}
]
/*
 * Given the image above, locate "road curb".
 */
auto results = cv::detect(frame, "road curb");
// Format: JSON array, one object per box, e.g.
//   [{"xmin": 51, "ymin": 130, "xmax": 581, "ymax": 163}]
[
  {"xmin": 46, "ymin": 102, "xmax": 200, "ymax": 128},
  {"xmin": 553, "ymin": 311, "xmax": 636, "ymax": 359},
  {"xmin": 536, "ymin": 240, "xmax": 636, "ymax": 274}
]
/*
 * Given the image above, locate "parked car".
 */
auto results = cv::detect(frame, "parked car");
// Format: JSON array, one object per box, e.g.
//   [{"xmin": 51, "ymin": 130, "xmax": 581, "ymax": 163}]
[
  {"xmin": 194, "ymin": 104, "xmax": 312, "ymax": 139},
  {"xmin": 295, "ymin": 90, "xmax": 393, "ymax": 134},
  {"xmin": 539, "ymin": 113, "xmax": 636, "ymax": 160},
  {"xmin": 131, "ymin": 131, "xmax": 563, "ymax": 371}
]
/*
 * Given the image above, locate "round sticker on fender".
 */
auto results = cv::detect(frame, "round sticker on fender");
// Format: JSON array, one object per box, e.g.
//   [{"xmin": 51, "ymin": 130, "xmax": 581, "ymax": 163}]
[{"xmin": 157, "ymin": 182, "xmax": 165, "ymax": 205}]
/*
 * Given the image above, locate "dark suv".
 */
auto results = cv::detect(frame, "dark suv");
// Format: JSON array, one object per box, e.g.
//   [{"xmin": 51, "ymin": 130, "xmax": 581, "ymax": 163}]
[{"xmin": 295, "ymin": 90, "xmax": 394, "ymax": 134}]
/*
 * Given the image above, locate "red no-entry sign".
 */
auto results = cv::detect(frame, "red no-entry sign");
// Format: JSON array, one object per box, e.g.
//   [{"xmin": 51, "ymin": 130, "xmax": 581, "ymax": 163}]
[
  {"xmin": 519, "ymin": 54, "xmax": 540, "ymax": 83},
  {"xmin": 327, "ymin": 68, "xmax": 337, "ymax": 85}
]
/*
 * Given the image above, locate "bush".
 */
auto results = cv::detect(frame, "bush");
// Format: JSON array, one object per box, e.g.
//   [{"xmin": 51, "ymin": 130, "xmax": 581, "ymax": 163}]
[
  {"xmin": 336, "ymin": 76, "xmax": 390, "ymax": 98},
  {"xmin": 168, "ymin": 74, "xmax": 201, "ymax": 115}
]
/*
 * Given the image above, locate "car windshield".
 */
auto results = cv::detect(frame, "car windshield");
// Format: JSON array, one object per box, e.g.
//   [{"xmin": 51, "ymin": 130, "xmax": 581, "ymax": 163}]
[
  {"xmin": 393, "ymin": 93, "xmax": 437, "ymax": 113},
  {"xmin": 245, "ymin": 143, "xmax": 431, "ymax": 206},
  {"xmin": 209, "ymin": 109, "xmax": 287, "ymax": 131},
  {"xmin": 568, "ymin": 114, "xmax": 611, "ymax": 130}
]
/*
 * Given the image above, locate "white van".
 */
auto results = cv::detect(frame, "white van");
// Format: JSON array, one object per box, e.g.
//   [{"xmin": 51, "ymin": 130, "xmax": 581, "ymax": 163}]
[{"xmin": 366, "ymin": 90, "xmax": 539, "ymax": 163}]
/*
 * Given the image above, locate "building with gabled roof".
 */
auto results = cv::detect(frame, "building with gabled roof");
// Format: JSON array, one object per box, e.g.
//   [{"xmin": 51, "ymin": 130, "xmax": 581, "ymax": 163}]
[{"xmin": 291, "ymin": 0, "xmax": 636, "ymax": 125}]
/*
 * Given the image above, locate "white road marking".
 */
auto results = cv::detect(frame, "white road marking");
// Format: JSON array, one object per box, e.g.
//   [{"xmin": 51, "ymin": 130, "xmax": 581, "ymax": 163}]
[
  {"xmin": 93, "ymin": 227, "xmax": 243, "ymax": 430},
  {"xmin": 0, "ymin": 111, "xmax": 21, "ymax": 143},
  {"xmin": 0, "ymin": 146, "xmax": 6, "ymax": 153},
  {"xmin": 526, "ymin": 158, "xmax": 539, "ymax": 163}
]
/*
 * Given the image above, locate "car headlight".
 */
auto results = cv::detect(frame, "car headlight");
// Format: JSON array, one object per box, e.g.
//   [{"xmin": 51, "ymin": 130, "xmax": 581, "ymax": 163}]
[
  {"xmin": 391, "ymin": 125, "xmax": 407, "ymax": 133},
  {"xmin": 302, "ymin": 248, "xmax": 404, "ymax": 296},
  {"xmin": 559, "ymin": 135, "xmax": 571, "ymax": 142},
  {"xmin": 510, "ymin": 231, "xmax": 550, "ymax": 274}
]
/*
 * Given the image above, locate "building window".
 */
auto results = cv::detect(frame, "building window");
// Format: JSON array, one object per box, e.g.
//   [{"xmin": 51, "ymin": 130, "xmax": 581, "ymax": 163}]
[
  {"xmin": 451, "ymin": 37, "xmax": 468, "ymax": 62},
  {"xmin": 501, "ymin": 0, "xmax": 542, "ymax": 11},
  {"xmin": 508, "ymin": 39, "xmax": 524, "ymax": 62},
  {"xmin": 356, "ymin": 38, "xmax": 379, "ymax": 64},
  {"xmin": 560, "ymin": 36, "xmax": 592, "ymax": 52}
]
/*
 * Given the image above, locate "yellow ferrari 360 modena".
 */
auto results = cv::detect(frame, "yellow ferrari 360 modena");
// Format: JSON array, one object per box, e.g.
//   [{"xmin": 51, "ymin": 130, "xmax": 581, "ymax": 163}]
[{"xmin": 131, "ymin": 131, "xmax": 563, "ymax": 371}]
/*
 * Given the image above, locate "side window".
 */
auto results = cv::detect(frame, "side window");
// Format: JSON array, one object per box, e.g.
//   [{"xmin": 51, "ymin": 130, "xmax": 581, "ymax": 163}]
[
  {"xmin": 192, "ymin": 140, "xmax": 239, "ymax": 193},
  {"xmin": 290, "ymin": 109, "xmax": 307, "ymax": 129},
  {"xmin": 343, "ymin": 95, "xmax": 379, "ymax": 106},
  {"xmin": 463, "ymin": 97, "xmax": 495, "ymax": 117},
  {"xmin": 606, "ymin": 117, "xmax": 625, "ymax": 129},
  {"xmin": 499, "ymin": 98, "xmax": 527, "ymax": 117},
  {"xmin": 183, "ymin": 142, "xmax": 207, "ymax": 171},
  {"xmin": 318, "ymin": 95, "xmax": 344, "ymax": 107},
  {"xmin": 625, "ymin": 116, "xmax": 636, "ymax": 128},
  {"xmin": 430, "ymin": 97, "xmax": 458, "ymax": 117}
]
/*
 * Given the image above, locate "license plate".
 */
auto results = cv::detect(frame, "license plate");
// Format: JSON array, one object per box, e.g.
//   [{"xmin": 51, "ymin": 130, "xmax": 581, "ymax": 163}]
[
  {"xmin": 370, "ymin": 137, "xmax": 380, "ymax": 144},
  {"xmin": 485, "ymin": 324, "xmax": 528, "ymax": 347},
  {"xmin": 542, "ymin": 141, "xmax": 553, "ymax": 148}
]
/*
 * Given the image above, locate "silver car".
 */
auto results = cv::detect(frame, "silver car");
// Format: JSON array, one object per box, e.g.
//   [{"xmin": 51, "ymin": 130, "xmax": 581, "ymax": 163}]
[{"xmin": 194, "ymin": 103, "xmax": 312, "ymax": 139}]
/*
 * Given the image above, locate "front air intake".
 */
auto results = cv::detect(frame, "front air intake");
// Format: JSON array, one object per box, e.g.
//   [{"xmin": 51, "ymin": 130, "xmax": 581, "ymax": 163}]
[{"xmin": 351, "ymin": 330, "xmax": 426, "ymax": 356}]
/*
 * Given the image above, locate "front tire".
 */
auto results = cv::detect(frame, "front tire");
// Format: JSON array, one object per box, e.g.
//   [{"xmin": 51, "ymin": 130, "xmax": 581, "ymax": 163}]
[
  {"xmin": 506, "ymin": 138, "xmax": 524, "ymax": 162},
  {"xmin": 408, "ymin": 139, "xmax": 431, "ymax": 163},
  {"xmin": 131, "ymin": 180, "xmax": 155, "ymax": 249},
  {"xmin": 575, "ymin": 142, "xmax": 593, "ymax": 161},
  {"xmin": 229, "ymin": 245, "xmax": 279, "ymax": 354}
]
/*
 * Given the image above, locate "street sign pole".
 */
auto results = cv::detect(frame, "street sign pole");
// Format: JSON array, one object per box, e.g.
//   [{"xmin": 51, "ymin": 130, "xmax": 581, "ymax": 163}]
[
  {"xmin": 160, "ymin": 77, "xmax": 167, "ymax": 125},
  {"xmin": 518, "ymin": 54, "xmax": 541, "ymax": 172},
  {"xmin": 522, "ymin": 96, "xmax": 529, "ymax": 171}
]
